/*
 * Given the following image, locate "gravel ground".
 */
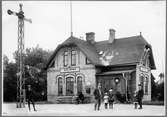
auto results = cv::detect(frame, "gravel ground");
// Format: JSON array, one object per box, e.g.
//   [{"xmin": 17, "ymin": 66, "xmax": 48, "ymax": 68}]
[{"xmin": 2, "ymin": 103, "xmax": 166, "ymax": 116}]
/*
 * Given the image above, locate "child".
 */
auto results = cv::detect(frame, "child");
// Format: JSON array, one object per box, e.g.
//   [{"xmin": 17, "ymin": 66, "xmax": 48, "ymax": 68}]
[
  {"xmin": 104, "ymin": 92, "xmax": 109, "ymax": 109},
  {"xmin": 133, "ymin": 91, "xmax": 138, "ymax": 109},
  {"xmin": 108, "ymin": 89, "xmax": 114, "ymax": 109}
]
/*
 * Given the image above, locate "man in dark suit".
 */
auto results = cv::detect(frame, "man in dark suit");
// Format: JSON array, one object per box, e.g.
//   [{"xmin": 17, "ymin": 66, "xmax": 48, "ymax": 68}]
[
  {"xmin": 26, "ymin": 85, "xmax": 37, "ymax": 111},
  {"xmin": 137, "ymin": 84, "xmax": 144, "ymax": 109},
  {"xmin": 93, "ymin": 83, "xmax": 102, "ymax": 111}
]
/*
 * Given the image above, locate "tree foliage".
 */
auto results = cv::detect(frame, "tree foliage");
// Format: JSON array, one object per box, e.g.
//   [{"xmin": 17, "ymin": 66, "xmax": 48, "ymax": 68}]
[
  {"xmin": 3, "ymin": 46, "xmax": 53, "ymax": 102},
  {"xmin": 151, "ymin": 73, "xmax": 157, "ymax": 101},
  {"xmin": 151, "ymin": 73, "xmax": 164, "ymax": 101},
  {"xmin": 3, "ymin": 55, "xmax": 17, "ymax": 102}
]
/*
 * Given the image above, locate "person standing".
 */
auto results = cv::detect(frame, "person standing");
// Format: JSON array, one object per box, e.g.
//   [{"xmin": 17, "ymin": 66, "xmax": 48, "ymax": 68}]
[
  {"xmin": 26, "ymin": 85, "xmax": 37, "ymax": 111},
  {"xmin": 133, "ymin": 90, "xmax": 138, "ymax": 109},
  {"xmin": 103, "ymin": 92, "xmax": 109, "ymax": 109},
  {"xmin": 108, "ymin": 88, "xmax": 114, "ymax": 109},
  {"xmin": 137, "ymin": 84, "xmax": 144, "ymax": 109},
  {"xmin": 76, "ymin": 92, "xmax": 85, "ymax": 104},
  {"xmin": 93, "ymin": 83, "xmax": 102, "ymax": 111}
]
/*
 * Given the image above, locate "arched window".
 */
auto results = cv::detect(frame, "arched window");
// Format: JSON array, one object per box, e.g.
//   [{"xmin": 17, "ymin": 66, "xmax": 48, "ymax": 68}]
[
  {"xmin": 77, "ymin": 76, "xmax": 82, "ymax": 94},
  {"xmin": 66, "ymin": 77, "xmax": 74, "ymax": 96},
  {"xmin": 58, "ymin": 77, "xmax": 63, "ymax": 95}
]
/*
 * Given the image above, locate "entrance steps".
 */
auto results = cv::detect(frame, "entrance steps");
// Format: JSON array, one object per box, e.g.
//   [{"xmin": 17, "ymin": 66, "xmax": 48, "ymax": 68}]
[{"xmin": 55, "ymin": 96, "xmax": 77, "ymax": 104}]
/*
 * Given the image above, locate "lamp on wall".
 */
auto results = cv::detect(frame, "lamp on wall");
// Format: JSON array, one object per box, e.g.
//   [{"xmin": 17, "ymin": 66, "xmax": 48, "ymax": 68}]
[
  {"xmin": 114, "ymin": 77, "xmax": 120, "ymax": 85},
  {"xmin": 114, "ymin": 77, "xmax": 120, "ymax": 93}
]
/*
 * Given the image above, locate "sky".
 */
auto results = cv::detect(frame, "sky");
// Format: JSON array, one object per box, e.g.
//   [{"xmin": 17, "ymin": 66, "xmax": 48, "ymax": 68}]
[{"xmin": 2, "ymin": 1, "xmax": 166, "ymax": 81}]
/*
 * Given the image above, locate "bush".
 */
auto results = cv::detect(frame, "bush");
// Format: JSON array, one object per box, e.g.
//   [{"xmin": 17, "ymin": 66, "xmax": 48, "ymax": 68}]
[{"xmin": 156, "ymin": 82, "xmax": 164, "ymax": 101}]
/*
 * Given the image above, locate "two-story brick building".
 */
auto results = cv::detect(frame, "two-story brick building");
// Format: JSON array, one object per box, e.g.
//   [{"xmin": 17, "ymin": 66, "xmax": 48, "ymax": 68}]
[{"xmin": 45, "ymin": 29, "xmax": 156, "ymax": 103}]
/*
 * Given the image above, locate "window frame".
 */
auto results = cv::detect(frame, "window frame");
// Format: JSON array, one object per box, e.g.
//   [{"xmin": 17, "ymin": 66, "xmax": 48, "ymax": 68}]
[
  {"xmin": 144, "ymin": 77, "xmax": 149, "ymax": 95},
  {"xmin": 58, "ymin": 77, "xmax": 63, "ymax": 96},
  {"xmin": 77, "ymin": 76, "xmax": 82, "ymax": 94},
  {"xmin": 63, "ymin": 51, "xmax": 68, "ymax": 67},
  {"xmin": 71, "ymin": 50, "xmax": 76, "ymax": 66}
]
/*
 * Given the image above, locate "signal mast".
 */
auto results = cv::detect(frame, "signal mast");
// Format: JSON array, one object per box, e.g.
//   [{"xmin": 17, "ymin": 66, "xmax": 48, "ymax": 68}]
[{"xmin": 7, "ymin": 3, "xmax": 32, "ymax": 108}]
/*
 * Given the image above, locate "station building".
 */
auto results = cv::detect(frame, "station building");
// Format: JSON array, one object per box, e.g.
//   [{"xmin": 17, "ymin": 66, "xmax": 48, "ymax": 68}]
[{"xmin": 45, "ymin": 29, "xmax": 156, "ymax": 103}]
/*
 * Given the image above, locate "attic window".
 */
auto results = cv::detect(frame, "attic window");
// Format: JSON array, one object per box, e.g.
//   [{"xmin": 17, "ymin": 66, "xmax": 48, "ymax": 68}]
[
  {"xmin": 71, "ymin": 50, "xmax": 76, "ymax": 66},
  {"xmin": 63, "ymin": 51, "xmax": 68, "ymax": 67},
  {"xmin": 85, "ymin": 57, "xmax": 91, "ymax": 64}
]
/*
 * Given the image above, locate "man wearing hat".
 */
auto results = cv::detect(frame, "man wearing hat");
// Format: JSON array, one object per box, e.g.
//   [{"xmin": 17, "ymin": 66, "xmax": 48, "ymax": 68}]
[
  {"xmin": 137, "ymin": 84, "xmax": 144, "ymax": 109},
  {"xmin": 93, "ymin": 83, "xmax": 102, "ymax": 111}
]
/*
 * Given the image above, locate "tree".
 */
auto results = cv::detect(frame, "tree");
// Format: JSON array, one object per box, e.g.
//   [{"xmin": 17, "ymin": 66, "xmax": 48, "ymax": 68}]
[
  {"xmin": 3, "ymin": 55, "xmax": 17, "ymax": 102},
  {"xmin": 151, "ymin": 73, "xmax": 157, "ymax": 101},
  {"xmin": 4, "ymin": 46, "xmax": 53, "ymax": 102},
  {"xmin": 156, "ymin": 82, "xmax": 164, "ymax": 101},
  {"xmin": 156, "ymin": 73, "xmax": 164, "ymax": 101},
  {"xmin": 18, "ymin": 46, "xmax": 53, "ymax": 101},
  {"xmin": 159, "ymin": 73, "xmax": 164, "ymax": 79}
]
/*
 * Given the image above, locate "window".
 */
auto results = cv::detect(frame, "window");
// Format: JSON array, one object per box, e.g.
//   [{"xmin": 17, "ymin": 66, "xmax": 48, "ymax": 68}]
[
  {"xmin": 144, "ymin": 77, "xmax": 149, "ymax": 95},
  {"xmin": 66, "ymin": 77, "xmax": 74, "ymax": 96},
  {"xmin": 71, "ymin": 50, "xmax": 76, "ymax": 66},
  {"xmin": 85, "ymin": 57, "xmax": 91, "ymax": 64},
  {"xmin": 77, "ymin": 76, "xmax": 82, "ymax": 94},
  {"xmin": 63, "ymin": 51, "xmax": 68, "ymax": 67},
  {"xmin": 58, "ymin": 78, "xmax": 63, "ymax": 95}
]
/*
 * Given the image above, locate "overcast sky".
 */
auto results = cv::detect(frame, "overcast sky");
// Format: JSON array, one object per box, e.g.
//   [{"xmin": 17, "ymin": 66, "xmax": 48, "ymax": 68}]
[{"xmin": 2, "ymin": 1, "xmax": 166, "ymax": 81}]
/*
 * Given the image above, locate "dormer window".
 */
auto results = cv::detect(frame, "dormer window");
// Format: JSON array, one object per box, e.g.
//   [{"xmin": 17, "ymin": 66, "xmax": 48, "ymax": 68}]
[
  {"xmin": 63, "ymin": 51, "xmax": 68, "ymax": 67},
  {"xmin": 85, "ymin": 57, "xmax": 91, "ymax": 64},
  {"xmin": 71, "ymin": 50, "xmax": 76, "ymax": 66}
]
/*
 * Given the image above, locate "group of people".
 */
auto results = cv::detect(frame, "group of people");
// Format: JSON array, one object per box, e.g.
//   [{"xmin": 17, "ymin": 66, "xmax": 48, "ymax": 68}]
[
  {"xmin": 25, "ymin": 83, "xmax": 144, "ymax": 112},
  {"xmin": 93, "ymin": 83, "xmax": 144, "ymax": 111}
]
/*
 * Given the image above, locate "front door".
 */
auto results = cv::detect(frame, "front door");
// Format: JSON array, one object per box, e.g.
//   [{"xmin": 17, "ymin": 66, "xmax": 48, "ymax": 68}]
[
  {"xmin": 102, "ymin": 79, "xmax": 114, "ymax": 93},
  {"xmin": 97, "ymin": 74, "xmax": 125, "ymax": 94},
  {"xmin": 66, "ymin": 77, "xmax": 74, "ymax": 96}
]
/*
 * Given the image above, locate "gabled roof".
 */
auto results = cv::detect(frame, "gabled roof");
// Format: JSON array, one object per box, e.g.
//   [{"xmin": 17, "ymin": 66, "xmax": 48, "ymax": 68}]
[
  {"xmin": 45, "ymin": 36, "xmax": 101, "ymax": 69},
  {"xmin": 45, "ymin": 35, "xmax": 156, "ymax": 69}
]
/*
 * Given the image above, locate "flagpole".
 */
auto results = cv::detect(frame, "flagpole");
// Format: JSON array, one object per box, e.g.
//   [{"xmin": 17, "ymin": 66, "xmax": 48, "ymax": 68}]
[{"xmin": 70, "ymin": 0, "xmax": 73, "ymax": 36}]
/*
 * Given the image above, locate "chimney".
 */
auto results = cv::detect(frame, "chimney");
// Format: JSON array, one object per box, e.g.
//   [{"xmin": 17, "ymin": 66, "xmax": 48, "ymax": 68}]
[
  {"xmin": 86, "ymin": 32, "xmax": 95, "ymax": 44},
  {"xmin": 108, "ymin": 29, "xmax": 115, "ymax": 44}
]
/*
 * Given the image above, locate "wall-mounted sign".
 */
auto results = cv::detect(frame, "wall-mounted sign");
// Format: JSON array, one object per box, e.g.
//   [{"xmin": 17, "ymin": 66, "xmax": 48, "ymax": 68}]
[
  {"xmin": 140, "ymin": 66, "xmax": 149, "ymax": 73},
  {"xmin": 60, "ymin": 67, "xmax": 80, "ymax": 73}
]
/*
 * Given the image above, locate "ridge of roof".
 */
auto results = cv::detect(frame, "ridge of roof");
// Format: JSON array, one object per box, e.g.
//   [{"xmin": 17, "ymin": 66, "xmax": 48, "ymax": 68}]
[
  {"xmin": 45, "ymin": 35, "xmax": 155, "ymax": 70},
  {"xmin": 95, "ymin": 35, "xmax": 149, "ymax": 45}
]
